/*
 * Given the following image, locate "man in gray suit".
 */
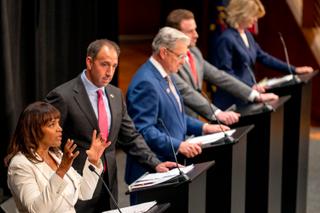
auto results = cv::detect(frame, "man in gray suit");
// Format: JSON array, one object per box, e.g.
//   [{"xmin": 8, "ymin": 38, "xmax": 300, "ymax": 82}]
[
  {"xmin": 45, "ymin": 39, "xmax": 176, "ymax": 213},
  {"xmin": 166, "ymin": 9, "xmax": 278, "ymax": 125}
]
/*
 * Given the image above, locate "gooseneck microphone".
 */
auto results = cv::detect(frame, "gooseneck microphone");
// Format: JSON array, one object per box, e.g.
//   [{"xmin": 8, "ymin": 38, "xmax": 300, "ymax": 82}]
[
  {"xmin": 201, "ymin": 91, "xmax": 235, "ymax": 144},
  {"xmin": 245, "ymin": 63, "xmax": 258, "ymax": 85},
  {"xmin": 158, "ymin": 118, "xmax": 190, "ymax": 182},
  {"xmin": 278, "ymin": 32, "xmax": 294, "ymax": 75},
  {"xmin": 278, "ymin": 32, "xmax": 300, "ymax": 84},
  {"xmin": 88, "ymin": 165, "xmax": 123, "ymax": 213}
]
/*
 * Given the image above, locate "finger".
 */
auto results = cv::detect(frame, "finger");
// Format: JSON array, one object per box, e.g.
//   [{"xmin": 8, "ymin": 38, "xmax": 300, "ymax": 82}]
[
  {"xmin": 64, "ymin": 139, "xmax": 73, "ymax": 152},
  {"xmin": 72, "ymin": 151, "xmax": 80, "ymax": 159},
  {"xmin": 92, "ymin": 129, "xmax": 98, "ymax": 142},
  {"xmin": 103, "ymin": 141, "xmax": 112, "ymax": 149},
  {"xmin": 69, "ymin": 143, "xmax": 77, "ymax": 153}
]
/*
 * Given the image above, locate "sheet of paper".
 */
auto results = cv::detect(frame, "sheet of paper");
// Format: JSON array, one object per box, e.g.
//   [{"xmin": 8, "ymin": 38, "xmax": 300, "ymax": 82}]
[
  {"xmin": 188, "ymin": 129, "xmax": 236, "ymax": 145},
  {"xmin": 102, "ymin": 201, "xmax": 157, "ymax": 213}
]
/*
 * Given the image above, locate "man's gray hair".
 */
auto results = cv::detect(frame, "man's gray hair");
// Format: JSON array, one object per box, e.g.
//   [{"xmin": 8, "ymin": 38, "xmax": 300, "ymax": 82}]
[{"xmin": 152, "ymin": 27, "xmax": 190, "ymax": 53}]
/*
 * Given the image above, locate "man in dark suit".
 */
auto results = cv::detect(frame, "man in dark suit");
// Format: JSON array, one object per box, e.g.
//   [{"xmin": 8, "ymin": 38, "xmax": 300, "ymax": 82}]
[
  {"xmin": 166, "ymin": 9, "xmax": 278, "ymax": 123},
  {"xmin": 125, "ymin": 27, "xmax": 229, "ymax": 186},
  {"xmin": 45, "ymin": 39, "xmax": 177, "ymax": 213}
]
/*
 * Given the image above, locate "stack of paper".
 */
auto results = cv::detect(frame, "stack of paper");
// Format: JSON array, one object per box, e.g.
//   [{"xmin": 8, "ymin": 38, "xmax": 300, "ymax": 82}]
[
  {"xmin": 128, "ymin": 165, "xmax": 194, "ymax": 191},
  {"xmin": 188, "ymin": 129, "xmax": 236, "ymax": 145},
  {"xmin": 258, "ymin": 74, "xmax": 297, "ymax": 88}
]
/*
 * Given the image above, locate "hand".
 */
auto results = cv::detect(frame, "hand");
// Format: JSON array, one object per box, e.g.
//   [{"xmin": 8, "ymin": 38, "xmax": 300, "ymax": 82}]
[
  {"xmin": 295, "ymin": 66, "xmax": 314, "ymax": 74},
  {"xmin": 56, "ymin": 139, "xmax": 79, "ymax": 178},
  {"xmin": 252, "ymin": 84, "xmax": 266, "ymax": 93},
  {"xmin": 202, "ymin": 123, "xmax": 230, "ymax": 134},
  {"xmin": 216, "ymin": 111, "xmax": 240, "ymax": 125},
  {"xmin": 155, "ymin": 161, "xmax": 180, "ymax": 172},
  {"xmin": 178, "ymin": 141, "xmax": 202, "ymax": 158},
  {"xmin": 255, "ymin": 93, "xmax": 279, "ymax": 102},
  {"xmin": 86, "ymin": 130, "xmax": 111, "ymax": 167}
]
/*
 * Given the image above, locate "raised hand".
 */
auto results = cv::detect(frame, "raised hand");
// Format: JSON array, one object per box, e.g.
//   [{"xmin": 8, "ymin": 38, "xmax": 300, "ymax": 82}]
[
  {"xmin": 56, "ymin": 139, "xmax": 79, "ymax": 178},
  {"xmin": 86, "ymin": 130, "xmax": 111, "ymax": 167}
]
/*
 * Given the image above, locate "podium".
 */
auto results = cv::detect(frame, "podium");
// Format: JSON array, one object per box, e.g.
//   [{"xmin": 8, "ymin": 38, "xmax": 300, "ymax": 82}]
[
  {"xmin": 129, "ymin": 161, "xmax": 214, "ymax": 213},
  {"xmin": 232, "ymin": 96, "xmax": 290, "ymax": 213},
  {"xmin": 186, "ymin": 125, "xmax": 253, "ymax": 213},
  {"xmin": 266, "ymin": 71, "xmax": 318, "ymax": 213}
]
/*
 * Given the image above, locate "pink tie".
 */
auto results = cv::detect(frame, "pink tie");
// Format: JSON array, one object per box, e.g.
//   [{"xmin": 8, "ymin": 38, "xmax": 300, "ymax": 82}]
[
  {"xmin": 97, "ymin": 89, "xmax": 108, "ymax": 172},
  {"xmin": 187, "ymin": 51, "xmax": 198, "ymax": 86},
  {"xmin": 97, "ymin": 89, "xmax": 109, "ymax": 141}
]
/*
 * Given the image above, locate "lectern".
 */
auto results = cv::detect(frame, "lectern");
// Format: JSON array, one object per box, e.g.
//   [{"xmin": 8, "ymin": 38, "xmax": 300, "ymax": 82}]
[
  {"xmin": 129, "ymin": 161, "xmax": 214, "ymax": 213},
  {"xmin": 232, "ymin": 95, "xmax": 290, "ymax": 213},
  {"xmin": 187, "ymin": 125, "xmax": 253, "ymax": 213},
  {"xmin": 267, "ymin": 71, "xmax": 318, "ymax": 213}
]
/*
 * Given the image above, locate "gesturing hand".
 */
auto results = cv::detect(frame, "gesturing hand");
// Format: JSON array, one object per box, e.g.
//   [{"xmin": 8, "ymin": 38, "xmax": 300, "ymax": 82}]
[
  {"xmin": 86, "ymin": 130, "xmax": 111, "ymax": 167},
  {"xmin": 56, "ymin": 139, "xmax": 79, "ymax": 178}
]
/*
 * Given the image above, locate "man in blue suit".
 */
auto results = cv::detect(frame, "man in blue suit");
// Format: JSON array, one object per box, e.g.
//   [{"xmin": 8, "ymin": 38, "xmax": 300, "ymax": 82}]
[{"xmin": 125, "ymin": 27, "xmax": 229, "ymax": 187}]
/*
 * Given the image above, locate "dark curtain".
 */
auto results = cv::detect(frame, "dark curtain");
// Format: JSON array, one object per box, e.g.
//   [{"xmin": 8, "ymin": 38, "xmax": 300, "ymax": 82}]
[{"xmin": 0, "ymin": 0, "xmax": 118, "ymax": 196}]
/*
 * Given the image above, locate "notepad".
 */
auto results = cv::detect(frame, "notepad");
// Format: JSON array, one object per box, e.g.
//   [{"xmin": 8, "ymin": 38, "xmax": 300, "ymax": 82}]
[
  {"xmin": 187, "ymin": 129, "xmax": 236, "ymax": 145},
  {"xmin": 128, "ymin": 165, "xmax": 194, "ymax": 191}
]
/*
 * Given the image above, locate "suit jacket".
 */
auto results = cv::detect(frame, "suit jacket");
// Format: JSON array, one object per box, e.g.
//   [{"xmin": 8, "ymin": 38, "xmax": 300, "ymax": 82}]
[
  {"xmin": 173, "ymin": 46, "xmax": 254, "ymax": 118},
  {"xmin": 7, "ymin": 152, "xmax": 100, "ymax": 213},
  {"xmin": 212, "ymin": 28, "xmax": 295, "ymax": 109},
  {"xmin": 45, "ymin": 74, "xmax": 161, "ymax": 210},
  {"xmin": 125, "ymin": 59, "xmax": 203, "ymax": 184}
]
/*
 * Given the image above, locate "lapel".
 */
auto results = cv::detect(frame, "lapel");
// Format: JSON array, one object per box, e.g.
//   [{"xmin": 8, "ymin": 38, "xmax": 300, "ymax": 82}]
[
  {"xmin": 104, "ymin": 85, "xmax": 117, "ymax": 141},
  {"xmin": 181, "ymin": 62, "xmax": 198, "ymax": 89},
  {"xmin": 233, "ymin": 29, "xmax": 255, "ymax": 65},
  {"xmin": 33, "ymin": 152, "xmax": 79, "ymax": 204},
  {"xmin": 73, "ymin": 76, "xmax": 99, "ymax": 130},
  {"xmin": 149, "ymin": 63, "xmax": 185, "ymax": 129},
  {"xmin": 33, "ymin": 157, "xmax": 55, "ymax": 182}
]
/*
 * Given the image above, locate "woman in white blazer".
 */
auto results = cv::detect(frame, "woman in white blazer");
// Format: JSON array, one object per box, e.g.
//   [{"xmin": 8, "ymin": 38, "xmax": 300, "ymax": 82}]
[{"xmin": 5, "ymin": 101, "xmax": 110, "ymax": 213}]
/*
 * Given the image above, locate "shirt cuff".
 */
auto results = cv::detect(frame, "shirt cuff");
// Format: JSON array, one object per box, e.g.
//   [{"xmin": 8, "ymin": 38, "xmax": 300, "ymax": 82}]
[
  {"xmin": 248, "ymin": 90, "xmax": 260, "ymax": 102},
  {"xmin": 86, "ymin": 158, "xmax": 103, "ymax": 175},
  {"xmin": 202, "ymin": 123, "xmax": 209, "ymax": 135},
  {"xmin": 214, "ymin": 109, "xmax": 222, "ymax": 116}
]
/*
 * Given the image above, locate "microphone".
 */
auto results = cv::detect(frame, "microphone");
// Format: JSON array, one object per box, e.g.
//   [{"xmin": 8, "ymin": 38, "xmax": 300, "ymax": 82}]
[
  {"xmin": 278, "ymin": 32, "xmax": 300, "ymax": 83},
  {"xmin": 200, "ymin": 91, "xmax": 235, "ymax": 144},
  {"xmin": 278, "ymin": 32, "xmax": 294, "ymax": 75},
  {"xmin": 88, "ymin": 165, "xmax": 123, "ymax": 213},
  {"xmin": 158, "ymin": 118, "xmax": 190, "ymax": 182},
  {"xmin": 244, "ymin": 63, "xmax": 258, "ymax": 85},
  {"xmin": 244, "ymin": 64, "xmax": 274, "ymax": 112}
]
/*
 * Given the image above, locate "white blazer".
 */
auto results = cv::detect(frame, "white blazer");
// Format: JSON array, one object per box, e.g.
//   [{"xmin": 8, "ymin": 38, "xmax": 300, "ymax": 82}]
[{"xmin": 7, "ymin": 152, "xmax": 102, "ymax": 213}]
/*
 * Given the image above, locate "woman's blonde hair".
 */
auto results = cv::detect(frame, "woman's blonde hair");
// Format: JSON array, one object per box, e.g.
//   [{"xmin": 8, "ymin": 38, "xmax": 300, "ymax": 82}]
[{"xmin": 226, "ymin": 0, "xmax": 265, "ymax": 28}]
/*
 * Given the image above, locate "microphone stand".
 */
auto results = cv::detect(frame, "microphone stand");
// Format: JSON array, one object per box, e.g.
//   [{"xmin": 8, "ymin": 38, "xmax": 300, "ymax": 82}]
[
  {"xmin": 88, "ymin": 165, "xmax": 123, "ymax": 213},
  {"xmin": 278, "ymin": 32, "xmax": 300, "ymax": 84},
  {"xmin": 158, "ymin": 119, "xmax": 190, "ymax": 182},
  {"xmin": 201, "ymin": 91, "xmax": 235, "ymax": 144},
  {"xmin": 244, "ymin": 64, "xmax": 273, "ymax": 112}
]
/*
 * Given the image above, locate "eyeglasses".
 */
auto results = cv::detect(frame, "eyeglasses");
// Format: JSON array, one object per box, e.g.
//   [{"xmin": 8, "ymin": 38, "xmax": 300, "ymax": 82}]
[{"xmin": 166, "ymin": 48, "xmax": 187, "ymax": 60}]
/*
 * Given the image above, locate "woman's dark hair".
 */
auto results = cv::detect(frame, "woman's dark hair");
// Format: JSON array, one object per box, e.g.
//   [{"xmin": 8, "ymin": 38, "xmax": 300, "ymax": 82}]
[{"xmin": 5, "ymin": 101, "xmax": 61, "ymax": 165}]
